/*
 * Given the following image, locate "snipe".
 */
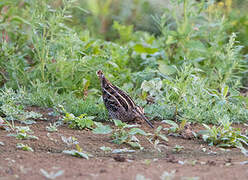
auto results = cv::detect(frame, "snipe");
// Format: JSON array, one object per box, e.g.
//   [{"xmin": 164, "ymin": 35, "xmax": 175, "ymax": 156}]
[{"xmin": 96, "ymin": 70, "xmax": 154, "ymax": 128}]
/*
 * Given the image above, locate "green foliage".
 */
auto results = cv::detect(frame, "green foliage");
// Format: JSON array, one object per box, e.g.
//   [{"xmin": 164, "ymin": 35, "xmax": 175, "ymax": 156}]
[
  {"xmin": 111, "ymin": 120, "xmax": 146, "ymax": 149},
  {"xmin": 147, "ymin": 126, "xmax": 168, "ymax": 143},
  {"xmin": 62, "ymin": 144, "xmax": 92, "ymax": 159},
  {"xmin": 0, "ymin": 88, "xmax": 42, "ymax": 122},
  {"xmin": 46, "ymin": 122, "xmax": 59, "ymax": 132},
  {"xmin": 99, "ymin": 146, "xmax": 112, "ymax": 152},
  {"xmin": 93, "ymin": 122, "xmax": 113, "ymax": 134},
  {"xmin": 93, "ymin": 120, "xmax": 147, "ymax": 149},
  {"xmin": 0, "ymin": 0, "xmax": 247, "ymax": 128},
  {"xmin": 93, "ymin": 120, "xmax": 169, "ymax": 150},
  {"xmin": 16, "ymin": 143, "xmax": 34, "ymax": 152},
  {"xmin": 62, "ymin": 149, "xmax": 90, "ymax": 159},
  {"xmin": 199, "ymin": 116, "xmax": 248, "ymax": 148},
  {"xmin": 144, "ymin": 66, "xmax": 248, "ymax": 124},
  {"xmin": 8, "ymin": 126, "xmax": 39, "ymax": 140},
  {"xmin": 63, "ymin": 112, "xmax": 95, "ymax": 130},
  {"xmin": 172, "ymin": 145, "xmax": 184, "ymax": 153}
]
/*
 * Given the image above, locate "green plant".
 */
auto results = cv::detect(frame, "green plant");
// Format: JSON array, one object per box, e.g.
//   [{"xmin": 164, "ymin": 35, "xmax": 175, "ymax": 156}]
[
  {"xmin": 99, "ymin": 146, "xmax": 112, "ymax": 152},
  {"xmin": 146, "ymin": 125, "xmax": 168, "ymax": 152},
  {"xmin": 8, "ymin": 126, "xmax": 38, "ymax": 140},
  {"xmin": 61, "ymin": 136, "xmax": 78, "ymax": 147},
  {"xmin": 59, "ymin": 104, "xmax": 95, "ymax": 130},
  {"xmin": 93, "ymin": 119, "xmax": 147, "ymax": 149},
  {"xmin": 111, "ymin": 120, "xmax": 147, "ymax": 149},
  {"xmin": 162, "ymin": 120, "xmax": 187, "ymax": 134},
  {"xmin": 46, "ymin": 122, "xmax": 59, "ymax": 132},
  {"xmin": 0, "ymin": 88, "xmax": 42, "ymax": 124},
  {"xmin": 62, "ymin": 144, "xmax": 92, "ymax": 159},
  {"xmin": 198, "ymin": 115, "xmax": 248, "ymax": 154},
  {"xmin": 147, "ymin": 126, "xmax": 168, "ymax": 143},
  {"xmin": 63, "ymin": 113, "xmax": 95, "ymax": 130},
  {"xmin": 172, "ymin": 145, "xmax": 184, "ymax": 153},
  {"xmin": 0, "ymin": 0, "xmax": 247, "ymax": 144},
  {"xmin": 16, "ymin": 143, "xmax": 34, "ymax": 152},
  {"xmin": 92, "ymin": 122, "xmax": 113, "ymax": 134}
]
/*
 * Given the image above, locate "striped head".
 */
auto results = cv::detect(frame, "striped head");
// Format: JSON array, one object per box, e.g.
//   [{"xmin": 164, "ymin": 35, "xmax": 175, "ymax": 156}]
[{"xmin": 96, "ymin": 69, "xmax": 104, "ymax": 79}]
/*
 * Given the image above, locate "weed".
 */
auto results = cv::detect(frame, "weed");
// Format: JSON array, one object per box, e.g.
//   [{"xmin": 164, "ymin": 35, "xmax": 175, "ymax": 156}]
[
  {"xmin": 61, "ymin": 136, "xmax": 78, "ymax": 147},
  {"xmin": 46, "ymin": 122, "xmax": 59, "ymax": 132},
  {"xmin": 112, "ymin": 148, "xmax": 136, "ymax": 154},
  {"xmin": 198, "ymin": 115, "xmax": 248, "ymax": 155},
  {"xmin": 62, "ymin": 144, "xmax": 92, "ymax": 159},
  {"xmin": 0, "ymin": 88, "xmax": 42, "ymax": 124},
  {"xmin": 59, "ymin": 104, "xmax": 95, "ymax": 130},
  {"xmin": 99, "ymin": 146, "xmax": 112, "ymax": 152},
  {"xmin": 8, "ymin": 126, "xmax": 38, "ymax": 140},
  {"xmin": 93, "ymin": 122, "xmax": 113, "ymax": 134},
  {"xmin": 16, "ymin": 143, "xmax": 34, "ymax": 152},
  {"xmin": 147, "ymin": 126, "xmax": 168, "ymax": 146},
  {"xmin": 63, "ymin": 113, "xmax": 95, "ymax": 130},
  {"xmin": 145, "ymin": 126, "xmax": 168, "ymax": 152},
  {"xmin": 0, "ymin": 0, "xmax": 247, "ymax": 127},
  {"xmin": 172, "ymin": 145, "xmax": 184, "ymax": 153},
  {"xmin": 111, "ymin": 120, "xmax": 146, "ymax": 149},
  {"xmin": 62, "ymin": 149, "xmax": 90, "ymax": 159},
  {"xmin": 93, "ymin": 120, "xmax": 147, "ymax": 149}
]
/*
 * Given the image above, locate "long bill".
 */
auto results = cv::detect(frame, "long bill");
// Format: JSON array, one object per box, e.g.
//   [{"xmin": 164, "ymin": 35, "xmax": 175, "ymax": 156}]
[{"xmin": 139, "ymin": 113, "xmax": 154, "ymax": 128}]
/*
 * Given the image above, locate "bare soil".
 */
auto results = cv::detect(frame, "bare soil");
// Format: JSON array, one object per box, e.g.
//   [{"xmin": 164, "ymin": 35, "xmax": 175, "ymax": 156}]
[{"xmin": 0, "ymin": 107, "xmax": 247, "ymax": 180}]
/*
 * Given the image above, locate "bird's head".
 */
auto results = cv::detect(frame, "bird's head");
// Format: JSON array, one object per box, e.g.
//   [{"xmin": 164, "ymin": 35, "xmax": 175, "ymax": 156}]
[
  {"xmin": 96, "ymin": 69, "xmax": 110, "ymax": 85},
  {"xmin": 96, "ymin": 69, "xmax": 104, "ymax": 79}
]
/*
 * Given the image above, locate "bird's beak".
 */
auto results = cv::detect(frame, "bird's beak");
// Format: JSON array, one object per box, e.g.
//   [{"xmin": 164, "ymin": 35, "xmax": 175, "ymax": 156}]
[{"xmin": 139, "ymin": 113, "xmax": 154, "ymax": 128}]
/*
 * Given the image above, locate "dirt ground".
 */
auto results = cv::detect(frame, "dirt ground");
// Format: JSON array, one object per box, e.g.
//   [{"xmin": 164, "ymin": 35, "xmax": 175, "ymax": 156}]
[{"xmin": 0, "ymin": 107, "xmax": 247, "ymax": 180}]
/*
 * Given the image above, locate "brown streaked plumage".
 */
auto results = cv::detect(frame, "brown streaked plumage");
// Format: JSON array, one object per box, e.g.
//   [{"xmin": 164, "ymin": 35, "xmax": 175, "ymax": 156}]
[{"xmin": 96, "ymin": 70, "xmax": 154, "ymax": 128}]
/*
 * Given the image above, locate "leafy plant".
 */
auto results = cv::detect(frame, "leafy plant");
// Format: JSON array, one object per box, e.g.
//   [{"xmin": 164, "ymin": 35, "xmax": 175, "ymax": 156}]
[
  {"xmin": 99, "ymin": 146, "xmax": 112, "ymax": 152},
  {"xmin": 172, "ymin": 145, "xmax": 184, "ymax": 153},
  {"xmin": 63, "ymin": 113, "xmax": 95, "ymax": 130},
  {"xmin": 198, "ymin": 115, "xmax": 248, "ymax": 155},
  {"xmin": 8, "ymin": 126, "xmax": 38, "ymax": 140},
  {"xmin": 111, "ymin": 120, "xmax": 147, "ymax": 149},
  {"xmin": 63, "ymin": 144, "xmax": 92, "ymax": 159},
  {"xmin": 93, "ymin": 120, "xmax": 147, "ymax": 149},
  {"xmin": 146, "ymin": 125, "xmax": 168, "ymax": 152},
  {"xmin": 93, "ymin": 122, "xmax": 113, "ymax": 134},
  {"xmin": 147, "ymin": 126, "xmax": 168, "ymax": 143},
  {"xmin": 58, "ymin": 103, "xmax": 95, "ymax": 130},
  {"xmin": 0, "ymin": 88, "xmax": 42, "ymax": 123},
  {"xmin": 162, "ymin": 120, "xmax": 187, "ymax": 134},
  {"xmin": 61, "ymin": 136, "xmax": 78, "ymax": 147},
  {"xmin": 16, "ymin": 143, "xmax": 34, "ymax": 152},
  {"xmin": 46, "ymin": 122, "xmax": 59, "ymax": 132}
]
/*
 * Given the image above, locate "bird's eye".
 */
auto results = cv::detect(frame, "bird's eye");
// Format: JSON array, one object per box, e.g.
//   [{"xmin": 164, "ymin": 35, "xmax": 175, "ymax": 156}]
[{"xmin": 96, "ymin": 70, "xmax": 103, "ymax": 76}]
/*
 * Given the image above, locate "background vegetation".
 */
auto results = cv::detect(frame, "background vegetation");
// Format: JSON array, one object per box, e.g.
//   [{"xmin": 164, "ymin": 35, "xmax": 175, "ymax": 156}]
[{"xmin": 0, "ymin": 0, "xmax": 247, "ymax": 125}]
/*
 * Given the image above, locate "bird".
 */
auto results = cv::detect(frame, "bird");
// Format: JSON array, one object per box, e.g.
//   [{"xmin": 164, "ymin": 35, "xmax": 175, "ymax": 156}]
[{"xmin": 96, "ymin": 70, "xmax": 154, "ymax": 128}]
